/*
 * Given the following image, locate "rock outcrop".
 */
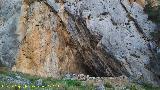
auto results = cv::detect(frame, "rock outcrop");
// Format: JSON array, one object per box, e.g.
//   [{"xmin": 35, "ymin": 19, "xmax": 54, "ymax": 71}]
[{"xmin": 0, "ymin": 0, "xmax": 160, "ymax": 85}]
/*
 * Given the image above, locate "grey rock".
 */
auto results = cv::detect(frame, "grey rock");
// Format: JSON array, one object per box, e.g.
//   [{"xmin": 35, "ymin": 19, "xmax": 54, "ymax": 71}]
[
  {"xmin": 35, "ymin": 79, "xmax": 43, "ymax": 86},
  {"xmin": 63, "ymin": 73, "xmax": 72, "ymax": 80},
  {"xmin": 95, "ymin": 84, "xmax": 105, "ymax": 90},
  {"xmin": 1, "ymin": 0, "xmax": 160, "ymax": 85},
  {"xmin": 0, "ymin": 74, "xmax": 30, "ymax": 85}
]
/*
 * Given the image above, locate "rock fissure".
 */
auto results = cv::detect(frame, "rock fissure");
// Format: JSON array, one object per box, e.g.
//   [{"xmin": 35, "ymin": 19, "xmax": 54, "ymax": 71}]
[{"xmin": 120, "ymin": 0, "xmax": 149, "ymax": 41}]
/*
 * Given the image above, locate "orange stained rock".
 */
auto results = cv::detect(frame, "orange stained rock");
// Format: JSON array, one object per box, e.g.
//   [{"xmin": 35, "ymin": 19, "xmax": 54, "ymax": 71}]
[
  {"xmin": 129, "ymin": 0, "xmax": 146, "ymax": 7},
  {"xmin": 12, "ymin": 1, "xmax": 85, "ymax": 77},
  {"xmin": 12, "ymin": 2, "xmax": 57, "ymax": 77}
]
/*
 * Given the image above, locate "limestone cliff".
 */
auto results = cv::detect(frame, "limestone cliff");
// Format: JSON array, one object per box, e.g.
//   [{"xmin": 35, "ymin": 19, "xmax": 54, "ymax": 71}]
[{"xmin": 0, "ymin": 0, "xmax": 160, "ymax": 85}]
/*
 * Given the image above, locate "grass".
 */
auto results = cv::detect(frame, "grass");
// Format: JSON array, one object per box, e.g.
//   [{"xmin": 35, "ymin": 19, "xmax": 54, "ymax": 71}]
[
  {"xmin": 0, "ymin": 80, "xmax": 94, "ymax": 90},
  {"xmin": 0, "ymin": 68, "xmax": 160, "ymax": 90},
  {"xmin": 129, "ymin": 84, "xmax": 137, "ymax": 90},
  {"xmin": 142, "ymin": 83, "xmax": 160, "ymax": 90},
  {"xmin": 104, "ymin": 82, "xmax": 113, "ymax": 88},
  {"xmin": 0, "ymin": 69, "xmax": 94, "ymax": 90}
]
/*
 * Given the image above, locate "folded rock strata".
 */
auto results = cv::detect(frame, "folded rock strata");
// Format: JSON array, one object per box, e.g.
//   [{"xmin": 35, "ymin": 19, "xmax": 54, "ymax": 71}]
[{"xmin": 0, "ymin": 0, "xmax": 160, "ymax": 85}]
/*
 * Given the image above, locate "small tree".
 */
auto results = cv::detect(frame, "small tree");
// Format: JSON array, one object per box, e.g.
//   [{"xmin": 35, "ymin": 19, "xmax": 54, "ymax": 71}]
[
  {"xmin": 145, "ymin": 0, "xmax": 160, "ymax": 77},
  {"xmin": 144, "ymin": 0, "xmax": 160, "ymax": 23},
  {"xmin": 145, "ymin": 0, "xmax": 160, "ymax": 47}
]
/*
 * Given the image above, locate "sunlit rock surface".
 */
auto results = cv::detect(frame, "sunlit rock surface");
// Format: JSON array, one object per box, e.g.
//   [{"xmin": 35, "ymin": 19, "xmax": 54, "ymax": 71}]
[{"xmin": 0, "ymin": 0, "xmax": 160, "ymax": 85}]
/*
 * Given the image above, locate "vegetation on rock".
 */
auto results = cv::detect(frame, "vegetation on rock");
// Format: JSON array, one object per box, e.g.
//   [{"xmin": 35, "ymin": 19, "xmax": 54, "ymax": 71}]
[
  {"xmin": 0, "ymin": 69, "xmax": 160, "ymax": 90},
  {"xmin": 144, "ymin": 0, "xmax": 160, "ymax": 23},
  {"xmin": 146, "ymin": 0, "xmax": 160, "ymax": 57},
  {"xmin": 145, "ymin": 0, "xmax": 160, "ymax": 37}
]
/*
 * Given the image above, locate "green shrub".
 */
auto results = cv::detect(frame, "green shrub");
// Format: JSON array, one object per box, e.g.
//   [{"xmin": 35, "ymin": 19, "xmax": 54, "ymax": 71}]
[
  {"xmin": 144, "ymin": 0, "xmax": 160, "ymax": 23},
  {"xmin": 0, "ymin": 61, "xmax": 5, "ymax": 67},
  {"xmin": 130, "ymin": 84, "xmax": 137, "ymax": 90},
  {"xmin": 104, "ymin": 82, "xmax": 113, "ymax": 88},
  {"xmin": 65, "ymin": 80, "xmax": 82, "ymax": 87},
  {"xmin": 146, "ymin": 0, "xmax": 160, "ymax": 60},
  {"xmin": 142, "ymin": 83, "xmax": 160, "ymax": 90}
]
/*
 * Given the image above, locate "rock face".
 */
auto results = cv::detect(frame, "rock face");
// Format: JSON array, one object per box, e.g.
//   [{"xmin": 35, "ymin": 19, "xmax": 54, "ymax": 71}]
[
  {"xmin": 129, "ymin": 0, "xmax": 145, "ymax": 7},
  {"xmin": 0, "ymin": 0, "xmax": 160, "ymax": 85}
]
